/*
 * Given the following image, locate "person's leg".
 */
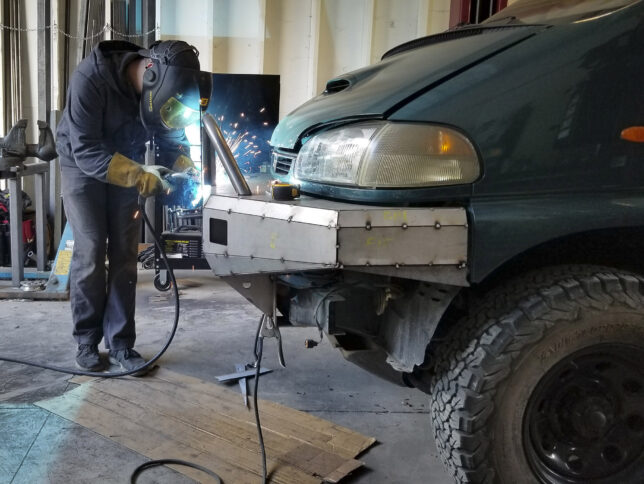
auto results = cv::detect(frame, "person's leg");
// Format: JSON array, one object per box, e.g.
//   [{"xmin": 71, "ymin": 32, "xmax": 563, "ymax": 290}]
[
  {"xmin": 61, "ymin": 166, "xmax": 108, "ymax": 346},
  {"xmin": 103, "ymin": 184, "xmax": 139, "ymax": 351}
]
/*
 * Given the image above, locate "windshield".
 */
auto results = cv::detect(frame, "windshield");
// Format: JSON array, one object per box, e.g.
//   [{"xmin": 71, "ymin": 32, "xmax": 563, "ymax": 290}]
[{"xmin": 484, "ymin": 0, "xmax": 639, "ymax": 25}]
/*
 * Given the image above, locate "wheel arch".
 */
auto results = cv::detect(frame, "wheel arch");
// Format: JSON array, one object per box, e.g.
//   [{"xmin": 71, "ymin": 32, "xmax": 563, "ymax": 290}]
[
  {"xmin": 411, "ymin": 228, "xmax": 644, "ymax": 387},
  {"xmin": 473, "ymin": 226, "xmax": 644, "ymax": 286}
]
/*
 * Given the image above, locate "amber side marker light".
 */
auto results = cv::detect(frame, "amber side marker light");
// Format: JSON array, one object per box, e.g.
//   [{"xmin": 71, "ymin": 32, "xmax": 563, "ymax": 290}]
[{"xmin": 621, "ymin": 126, "xmax": 644, "ymax": 143}]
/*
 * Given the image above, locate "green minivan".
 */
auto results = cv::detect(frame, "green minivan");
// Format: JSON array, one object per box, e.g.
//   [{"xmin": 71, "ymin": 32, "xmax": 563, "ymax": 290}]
[{"xmin": 203, "ymin": 1, "xmax": 644, "ymax": 481}]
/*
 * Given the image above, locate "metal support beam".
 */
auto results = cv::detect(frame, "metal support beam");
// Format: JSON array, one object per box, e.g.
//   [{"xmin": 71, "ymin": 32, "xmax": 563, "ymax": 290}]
[
  {"xmin": 8, "ymin": 176, "xmax": 23, "ymax": 286},
  {"xmin": 128, "ymin": 0, "xmax": 137, "ymax": 37},
  {"xmin": 34, "ymin": 172, "xmax": 46, "ymax": 271},
  {"xmin": 37, "ymin": 0, "xmax": 52, "ymax": 123},
  {"xmin": 141, "ymin": 0, "xmax": 156, "ymax": 47},
  {"xmin": 49, "ymin": 110, "xmax": 62, "ymax": 253},
  {"xmin": 38, "ymin": 0, "xmax": 54, "ymax": 257}
]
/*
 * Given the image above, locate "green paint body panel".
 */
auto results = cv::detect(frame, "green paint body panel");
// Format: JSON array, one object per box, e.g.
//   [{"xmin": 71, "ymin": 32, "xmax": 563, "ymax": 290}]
[{"xmin": 269, "ymin": 0, "xmax": 644, "ymax": 284}]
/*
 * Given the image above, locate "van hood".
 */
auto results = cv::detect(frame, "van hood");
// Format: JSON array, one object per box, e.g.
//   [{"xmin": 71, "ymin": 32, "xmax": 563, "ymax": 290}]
[{"xmin": 271, "ymin": 26, "xmax": 543, "ymax": 150}]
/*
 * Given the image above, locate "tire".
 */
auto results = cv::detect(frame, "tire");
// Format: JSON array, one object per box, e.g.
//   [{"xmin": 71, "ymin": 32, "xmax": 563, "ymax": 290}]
[
  {"xmin": 429, "ymin": 266, "xmax": 644, "ymax": 483},
  {"xmin": 153, "ymin": 273, "xmax": 171, "ymax": 292}
]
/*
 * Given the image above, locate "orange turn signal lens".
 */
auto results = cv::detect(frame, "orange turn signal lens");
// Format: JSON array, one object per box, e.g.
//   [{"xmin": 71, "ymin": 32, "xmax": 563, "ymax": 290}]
[{"xmin": 620, "ymin": 126, "xmax": 644, "ymax": 143}]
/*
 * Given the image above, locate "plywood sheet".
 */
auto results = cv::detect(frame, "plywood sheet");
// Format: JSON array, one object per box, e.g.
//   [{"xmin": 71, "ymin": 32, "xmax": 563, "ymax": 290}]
[{"xmin": 37, "ymin": 368, "xmax": 375, "ymax": 483}]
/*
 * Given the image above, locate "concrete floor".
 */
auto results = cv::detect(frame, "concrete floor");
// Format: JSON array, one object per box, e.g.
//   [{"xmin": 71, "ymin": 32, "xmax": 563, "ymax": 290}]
[{"xmin": 0, "ymin": 270, "xmax": 451, "ymax": 484}]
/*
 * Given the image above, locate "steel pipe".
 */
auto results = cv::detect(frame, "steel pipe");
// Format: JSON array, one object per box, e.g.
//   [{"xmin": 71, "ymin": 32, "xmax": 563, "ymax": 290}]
[
  {"xmin": 8, "ymin": 176, "xmax": 23, "ymax": 286},
  {"xmin": 202, "ymin": 113, "xmax": 252, "ymax": 196}
]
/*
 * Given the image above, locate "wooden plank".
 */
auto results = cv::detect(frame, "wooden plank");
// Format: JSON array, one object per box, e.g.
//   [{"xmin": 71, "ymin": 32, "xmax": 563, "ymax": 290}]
[
  {"xmin": 79, "ymin": 383, "xmax": 325, "ymax": 483},
  {"xmin": 38, "ymin": 386, "xmax": 315, "ymax": 484},
  {"xmin": 73, "ymin": 369, "xmax": 375, "ymax": 457},
  {"xmin": 151, "ymin": 368, "xmax": 376, "ymax": 456},
  {"xmin": 36, "ymin": 368, "xmax": 375, "ymax": 483},
  {"xmin": 125, "ymin": 370, "xmax": 371, "ymax": 458},
  {"xmin": 83, "ymin": 378, "xmax": 360, "ymax": 480},
  {"xmin": 37, "ymin": 389, "xmax": 250, "ymax": 483}
]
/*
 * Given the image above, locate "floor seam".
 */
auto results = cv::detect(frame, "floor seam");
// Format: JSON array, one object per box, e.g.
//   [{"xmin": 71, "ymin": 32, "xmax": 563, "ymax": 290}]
[{"xmin": 9, "ymin": 409, "xmax": 52, "ymax": 484}]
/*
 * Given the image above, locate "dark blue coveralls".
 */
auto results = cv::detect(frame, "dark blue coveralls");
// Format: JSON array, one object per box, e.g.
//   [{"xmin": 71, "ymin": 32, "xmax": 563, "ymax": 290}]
[{"xmin": 56, "ymin": 41, "xmax": 188, "ymax": 351}]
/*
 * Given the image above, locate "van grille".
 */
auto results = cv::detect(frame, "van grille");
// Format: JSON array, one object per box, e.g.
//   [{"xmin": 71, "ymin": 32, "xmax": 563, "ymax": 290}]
[{"xmin": 272, "ymin": 151, "xmax": 296, "ymax": 175}]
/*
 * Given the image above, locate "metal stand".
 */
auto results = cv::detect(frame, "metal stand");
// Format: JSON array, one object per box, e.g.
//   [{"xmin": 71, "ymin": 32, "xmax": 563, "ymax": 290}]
[{"xmin": 0, "ymin": 162, "xmax": 49, "ymax": 286}]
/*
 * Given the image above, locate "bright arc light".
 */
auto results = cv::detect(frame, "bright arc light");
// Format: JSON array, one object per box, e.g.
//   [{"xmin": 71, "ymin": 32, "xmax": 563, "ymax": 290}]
[{"xmin": 193, "ymin": 184, "xmax": 212, "ymax": 206}]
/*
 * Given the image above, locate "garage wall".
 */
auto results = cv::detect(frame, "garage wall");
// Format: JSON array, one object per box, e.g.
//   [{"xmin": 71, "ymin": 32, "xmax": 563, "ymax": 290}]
[
  {"xmin": 7, "ymin": 0, "xmax": 451, "ymax": 137},
  {"xmin": 159, "ymin": 0, "xmax": 452, "ymax": 118},
  {"xmin": 2, "ymin": 0, "xmax": 450, "ymax": 194}
]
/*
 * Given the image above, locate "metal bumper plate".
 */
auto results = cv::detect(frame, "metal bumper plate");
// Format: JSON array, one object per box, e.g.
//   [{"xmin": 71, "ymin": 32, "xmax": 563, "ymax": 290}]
[{"xmin": 203, "ymin": 189, "xmax": 468, "ymax": 277}]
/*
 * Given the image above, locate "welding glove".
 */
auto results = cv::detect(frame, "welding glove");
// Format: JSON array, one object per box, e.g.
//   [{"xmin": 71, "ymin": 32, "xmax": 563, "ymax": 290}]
[
  {"xmin": 106, "ymin": 152, "xmax": 172, "ymax": 198},
  {"xmin": 172, "ymin": 154, "xmax": 199, "ymax": 177}
]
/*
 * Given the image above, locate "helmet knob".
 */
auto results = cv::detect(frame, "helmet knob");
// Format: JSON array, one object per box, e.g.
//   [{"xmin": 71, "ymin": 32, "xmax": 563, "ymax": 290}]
[{"xmin": 143, "ymin": 67, "xmax": 157, "ymax": 84}]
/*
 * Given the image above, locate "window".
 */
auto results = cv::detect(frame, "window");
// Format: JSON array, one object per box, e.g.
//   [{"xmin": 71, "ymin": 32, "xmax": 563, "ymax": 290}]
[{"xmin": 450, "ymin": 0, "xmax": 509, "ymax": 27}]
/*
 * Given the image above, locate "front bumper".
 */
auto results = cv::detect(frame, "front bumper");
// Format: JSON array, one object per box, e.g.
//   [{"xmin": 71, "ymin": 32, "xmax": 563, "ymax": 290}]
[{"xmin": 203, "ymin": 184, "xmax": 469, "ymax": 286}]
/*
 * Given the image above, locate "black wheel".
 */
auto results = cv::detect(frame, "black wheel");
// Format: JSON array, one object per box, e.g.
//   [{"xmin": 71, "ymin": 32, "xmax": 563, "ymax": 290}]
[
  {"xmin": 153, "ymin": 273, "xmax": 171, "ymax": 291},
  {"xmin": 429, "ymin": 266, "xmax": 644, "ymax": 483}
]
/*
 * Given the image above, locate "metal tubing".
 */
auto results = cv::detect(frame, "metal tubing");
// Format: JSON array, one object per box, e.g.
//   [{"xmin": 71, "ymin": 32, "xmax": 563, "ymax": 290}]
[
  {"xmin": 8, "ymin": 176, "xmax": 23, "ymax": 286},
  {"xmin": 37, "ymin": 0, "xmax": 51, "ymax": 125},
  {"xmin": 202, "ymin": 113, "xmax": 252, "ymax": 196},
  {"xmin": 201, "ymin": 127, "xmax": 215, "ymax": 186},
  {"xmin": 35, "ymin": 173, "xmax": 46, "ymax": 271}
]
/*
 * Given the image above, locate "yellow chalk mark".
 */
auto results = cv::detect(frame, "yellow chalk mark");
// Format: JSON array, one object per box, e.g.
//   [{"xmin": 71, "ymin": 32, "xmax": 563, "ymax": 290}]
[
  {"xmin": 269, "ymin": 233, "xmax": 278, "ymax": 249},
  {"xmin": 383, "ymin": 210, "xmax": 407, "ymax": 223},
  {"xmin": 366, "ymin": 237, "xmax": 393, "ymax": 247}
]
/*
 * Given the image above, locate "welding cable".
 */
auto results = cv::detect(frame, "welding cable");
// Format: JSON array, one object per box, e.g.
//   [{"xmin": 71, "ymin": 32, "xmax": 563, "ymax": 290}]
[
  {"xmin": 131, "ymin": 311, "xmax": 270, "ymax": 483},
  {"xmin": 137, "ymin": 245, "xmax": 156, "ymax": 269},
  {"xmin": 130, "ymin": 459, "xmax": 221, "ymax": 483},
  {"xmin": 0, "ymin": 197, "xmax": 269, "ymax": 483},
  {"xmin": 0, "ymin": 198, "xmax": 180, "ymax": 378},
  {"xmin": 135, "ymin": 319, "xmax": 270, "ymax": 483},
  {"xmin": 253, "ymin": 315, "xmax": 269, "ymax": 484}
]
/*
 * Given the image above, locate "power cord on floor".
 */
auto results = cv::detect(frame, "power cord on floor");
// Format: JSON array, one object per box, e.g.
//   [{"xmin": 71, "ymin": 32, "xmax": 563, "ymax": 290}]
[{"xmin": 0, "ymin": 197, "xmax": 279, "ymax": 483}]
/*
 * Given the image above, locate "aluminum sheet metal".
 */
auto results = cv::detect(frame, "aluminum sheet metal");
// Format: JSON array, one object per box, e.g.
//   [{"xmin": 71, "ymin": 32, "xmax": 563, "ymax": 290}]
[{"xmin": 203, "ymin": 191, "xmax": 468, "ymax": 276}]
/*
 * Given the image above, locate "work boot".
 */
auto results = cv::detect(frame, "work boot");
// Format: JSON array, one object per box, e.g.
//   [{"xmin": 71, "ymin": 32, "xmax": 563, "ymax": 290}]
[
  {"xmin": 108, "ymin": 348, "xmax": 149, "ymax": 377},
  {"xmin": 75, "ymin": 344, "xmax": 105, "ymax": 371}
]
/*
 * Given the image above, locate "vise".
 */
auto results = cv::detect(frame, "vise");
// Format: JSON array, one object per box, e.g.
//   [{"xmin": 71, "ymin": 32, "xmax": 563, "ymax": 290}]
[
  {"xmin": 0, "ymin": 119, "xmax": 57, "ymax": 289},
  {"xmin": 0, "ymin": 119, "xmax": 57, "ymax": 170}
]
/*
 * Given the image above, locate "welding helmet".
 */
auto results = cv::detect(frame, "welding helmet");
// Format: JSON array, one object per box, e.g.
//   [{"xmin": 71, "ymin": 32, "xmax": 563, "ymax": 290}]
[{"xmin": 139, "ymin": 41, "xmax": 211, "ymax": 133}]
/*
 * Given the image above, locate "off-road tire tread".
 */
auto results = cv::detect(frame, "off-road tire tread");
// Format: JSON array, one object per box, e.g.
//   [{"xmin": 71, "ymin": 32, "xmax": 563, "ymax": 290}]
[{"xmin": 429, "ymin": 265, "xmax": 644, "ymax": 483}]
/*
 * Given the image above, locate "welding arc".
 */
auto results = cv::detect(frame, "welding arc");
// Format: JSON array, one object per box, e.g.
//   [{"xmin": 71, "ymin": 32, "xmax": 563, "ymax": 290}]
[{"xmin": 0, "ymin": 198, "xmax": 178, "ymax": 378}]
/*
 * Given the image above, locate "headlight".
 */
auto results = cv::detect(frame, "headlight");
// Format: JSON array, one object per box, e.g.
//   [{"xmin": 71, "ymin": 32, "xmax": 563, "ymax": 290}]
[{"xmin": 293, "ymin": 121, "xmax": 480, "ymax": 188}]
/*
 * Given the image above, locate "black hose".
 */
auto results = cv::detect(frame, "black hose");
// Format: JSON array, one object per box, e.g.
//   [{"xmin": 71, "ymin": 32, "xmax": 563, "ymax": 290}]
[
  {"xmin": 130, "ymin": 458, "xmax": 222, "ymax": 484},
  {"xmin": 253, "ymin": 316, "xmax": 268, "ymax": 483}
]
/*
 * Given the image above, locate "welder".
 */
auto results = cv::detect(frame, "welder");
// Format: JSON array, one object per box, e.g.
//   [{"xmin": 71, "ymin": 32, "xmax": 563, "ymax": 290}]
[{"xmin": 56, "ymin": 39, "xmax": 207, "ymax": 374}]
